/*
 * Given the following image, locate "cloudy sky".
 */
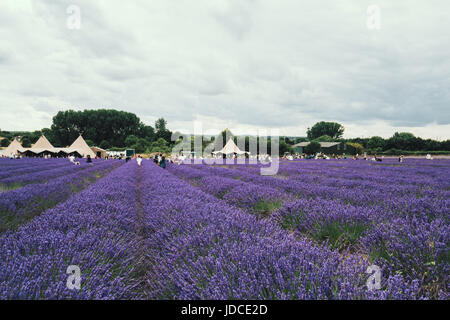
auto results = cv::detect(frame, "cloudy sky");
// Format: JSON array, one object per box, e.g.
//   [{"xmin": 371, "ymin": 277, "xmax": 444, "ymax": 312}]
[{"xmin": 1, "ymin": 0, "xmax": 449, "ymax": 139}]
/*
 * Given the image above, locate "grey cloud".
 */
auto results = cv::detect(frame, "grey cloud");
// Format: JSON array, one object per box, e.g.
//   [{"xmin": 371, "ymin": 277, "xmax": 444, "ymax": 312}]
[{"xmin": 0, "ymin": 0, "xmax": 449, "ymax": 138}]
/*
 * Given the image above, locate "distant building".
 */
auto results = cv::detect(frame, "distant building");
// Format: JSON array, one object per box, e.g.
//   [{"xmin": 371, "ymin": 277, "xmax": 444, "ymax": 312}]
[{"xmin": 292, "ymin": 141, "xmax": 354, "ymax": 155}]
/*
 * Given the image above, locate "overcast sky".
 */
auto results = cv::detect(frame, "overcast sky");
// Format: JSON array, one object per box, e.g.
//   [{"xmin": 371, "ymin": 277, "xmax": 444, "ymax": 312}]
[{"xmin": 1, "ymin": 0, "xmax": 449, "ymax": 139}]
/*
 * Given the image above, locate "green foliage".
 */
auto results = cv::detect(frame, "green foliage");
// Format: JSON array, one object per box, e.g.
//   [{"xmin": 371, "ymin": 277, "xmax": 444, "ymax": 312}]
[
  {"xmin": 307, "ymin": 122, "xmax": 344, "ymax": 140},
  {"xmin": 155, "ymin": 118, "xmax": 172, "ymax": 142},
  {"xmin": 99, "ymin": 140, "xmax": 110, "ymax": 149},
  {"xmin": 347, "ymin": 142, "xmax": 364, "ymax": 155},
  {"xmin": 314, "ymin": 222, "xmax": 367, "ymax": 251},
  {"xmin": 295, "ymin": 137, "xmax": 308, "ymax": 143},
  {"xmin": 252, "ymin": 200, "xmax": 283, "ymax": 217},
  {"xmin": 314, "ymin": 135, "xmax": 334, "ymax": 142},
  {"xmin": 0, "ymin": 138, "xmax": 10, "ymax": 147},
  {"xmin": 386, "ymin": 132, "xmax": 418, "ymax": 151},
  {"xmin": 50, "ymin": 109, "xmax": 155, "ymax": 147},
  {"xmin": 150, "ymin": 138, "xmax": 171, "ymax": 154},
  {"xmin": 279, "ymin": 139, "xmax": 293, "ymax": 154},
  {"xmin": 304, "ymin": 141, "xmax": 321, "ymax": 154},
  {"xmin": 367, "ymin": 136, "xmax": 386, "ymax": 150},
  {"xmin": 125, "ymin": 135, "xmax": 139, "ymax": 147},
  {"xmin": 20, "ymin": 136, "xmax": 32, "ymax": 148},
  {"xmin": 85, "ymin": 139, "xmax": 95, "ymax": 147}
]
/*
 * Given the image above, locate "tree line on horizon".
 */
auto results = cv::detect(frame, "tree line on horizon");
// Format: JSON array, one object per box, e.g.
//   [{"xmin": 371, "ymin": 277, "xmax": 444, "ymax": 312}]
[{"xmin": 1, "ymin": 111, "xmax": 449, "ymax": 155}]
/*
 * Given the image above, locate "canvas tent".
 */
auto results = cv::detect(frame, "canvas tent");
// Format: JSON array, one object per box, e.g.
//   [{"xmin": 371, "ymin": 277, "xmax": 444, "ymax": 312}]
[
  {"xmin": 3, "ymin": 138, "xmax": 23, "ymax": 156},
  {"xmin": 91, "ymin": 146, "xmax": 107, "ymax": 158},
  {"xmin": 69, "ymin": 135, "xmax": 96, "ymax": 158},
  {"xmin": 213, "ymin": 138, "xmax": 248, "ymax": 155},
  {"xmin": 11, "ymin": 134, "xmax": 94, "ymax": 158},
  {"xmin": 32, "ymin": 135, "xmax": 54, "ymax": 149}
]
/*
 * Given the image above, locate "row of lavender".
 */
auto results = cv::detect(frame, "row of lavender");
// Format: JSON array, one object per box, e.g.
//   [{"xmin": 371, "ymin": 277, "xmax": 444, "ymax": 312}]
[
  {"xmin": 139, "ymin": 161, "xmax": 423, "ymax": 299},
  {"xmin": 0, "ymin": 161, "xmax": 142, "ymax": 299},
  {"xmin": 167, "ymin": 160, "xmax": 449, "ymax": 298},
  {"xmin": 0, "ymin": 158, "xmax": 108, "ymax": 189},
  {"xmin": 0, "ymin": 160, "xmax": 123, "ymax": 232},
  {"xmin": 0, "ymin": 160, "xmax": 68, "ymax": 180},
  {"xmin": 0, "ymin": 158, "xmax": 446, "ymax": 299}
]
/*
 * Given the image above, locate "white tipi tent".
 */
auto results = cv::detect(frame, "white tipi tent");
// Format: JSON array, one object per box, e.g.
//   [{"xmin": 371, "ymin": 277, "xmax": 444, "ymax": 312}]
[
  {"xmin": 3, "ymin": 138, "xmax": 23, "ymax": 156},
  {"xmin": 32, "ymin": 135, "xmax": 54, "ymax": 149},
  {"xmin": 69, "ymin": 135, "xmax": 96, "ymax": 158},
  {"xmin": 213, "ymin": 138, "xmax": 247, "ymax": 155}
]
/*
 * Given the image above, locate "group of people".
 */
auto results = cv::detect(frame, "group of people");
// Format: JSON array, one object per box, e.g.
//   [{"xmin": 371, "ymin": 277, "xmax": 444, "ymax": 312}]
[
  {"xmin": 134, "ymin": 154, "xmax": 168, "ymax": 168},
  {"xmin": 152, "ymin": 154, "xmax": 167, "ymax": 168},
  {"xmin": 69, "ymin": 154, "xmax": 92, "ymax": 165}
]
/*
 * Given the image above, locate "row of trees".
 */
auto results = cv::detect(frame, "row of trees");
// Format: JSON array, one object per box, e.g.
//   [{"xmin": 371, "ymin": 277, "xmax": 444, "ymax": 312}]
[
  {"xmin": 1, "ymin": 116, "xmax": 449, "ymax": 154},
  {"xmin": 1, "ymin": 110, "xmax": 174, "ymax": 154},
  {"xmin": 303, "ymin": 121, "xmax": 450, "ymax": 154},
  {"xmin": 347, "ymin": 133, "xmax": 450, "ymax": 153}
]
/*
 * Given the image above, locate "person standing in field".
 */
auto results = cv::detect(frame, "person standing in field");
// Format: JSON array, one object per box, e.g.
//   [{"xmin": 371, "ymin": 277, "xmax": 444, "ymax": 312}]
[
  {"xmin": 137, "ymin": 155, "xmax": 143, "ymax": 166},
  {"xmin": 157, "ymin": 153, "xmax": 162, "ymax": 164},
  {"xmin": 87, "ymin": 155, "xmax": 92, "ymax": 163},
  {"xmin": 160, "ymin": 156, "xmax": 167, "ymax": 169}
]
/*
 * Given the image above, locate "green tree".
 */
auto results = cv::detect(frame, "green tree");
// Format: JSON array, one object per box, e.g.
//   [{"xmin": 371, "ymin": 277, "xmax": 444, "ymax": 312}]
[
  {"xmin": 279, "ymin": 139, "xmax": 293, "ymax": 154},
  {"xmin": 131, "ymin": 138, "xmax": 151, "ymax": 154},
  {"xmin": 50, "ymin": 109, "xmax": 148, "ymax": 147},
  {"xmin": 1, "ymin": 138, "xmax": 10, "ymax": 147},
  {"xmin": 125, "ymin": 135, "xmax": 139, "ymax": 147},
  {"xmin": 304, "ymin": 141, "xmax": 321, "ymax": 154},
  {"xmin": 367, "ymin": 136, "xmax": 386, "ymax": 150},
  {"xmin": 155, "ymin": 118, "xmax": 172, "ymax": 143},
  {"xmin": 347, "ymin": 142, "xmax": 364, "ymax": 155},
  {"xmin": 314, "ymin": 135, "xmax": 334, "ymax": 142},
  {"xmin": 441, "ymin": 140, "xmax": 450, "ymax": 151},
  {"xmin": 295, "ymin": 137, "xmax": 308, "ymax": 143},
  {"xmin": 99, "ymin": 140, "xmax": 110, "ymax": 149},
  {"xmin": 386, "ymin": 132, "xmax": 418, "ymax": 151},
  {"xmin": 150, "ymin": 138, "xmax": 171, "ymax": 154},
  {"xmin": 20, "ymin": 136, "xmax": 32, "ymax": 148},
  {"xmin": 307, "ymin": 122, "xmax": 344, "ymax": 140},
  {"xmin": 139, "ymin": 125, "xmax": 155, "ymax": 142}
]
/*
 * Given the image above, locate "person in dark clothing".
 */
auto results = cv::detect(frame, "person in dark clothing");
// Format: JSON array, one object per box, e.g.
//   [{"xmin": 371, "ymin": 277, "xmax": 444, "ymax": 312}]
[
  {"xmin": 160, "ymin": 156, "xmax": 167, "ymax": 169},
  {"xmin": 87, "ymin": 155, "xmax": 92, "ymax": 163}
]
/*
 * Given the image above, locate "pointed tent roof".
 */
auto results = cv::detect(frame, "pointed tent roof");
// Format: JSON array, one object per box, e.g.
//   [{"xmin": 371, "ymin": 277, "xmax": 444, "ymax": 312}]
[
  {"xmin": 213, "ymin": 138, "xmax": 247, "ymax": 154},
  {"xmin": 69, "ymin": 135, "xmax": 96, "ymax": 158},
  {"xmin": 3, "ymin": 138, "xmax": 23, "ymax": 156},
  {"xmin": 33, "ymin": 135, "xmax": 54, "ymax": 149}
]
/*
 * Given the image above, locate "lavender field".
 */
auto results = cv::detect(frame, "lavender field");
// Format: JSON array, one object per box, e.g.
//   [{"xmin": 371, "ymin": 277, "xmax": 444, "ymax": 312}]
[{"xmin": 0, "ymin": 158, "xmax": 448, "ymax": 299}]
